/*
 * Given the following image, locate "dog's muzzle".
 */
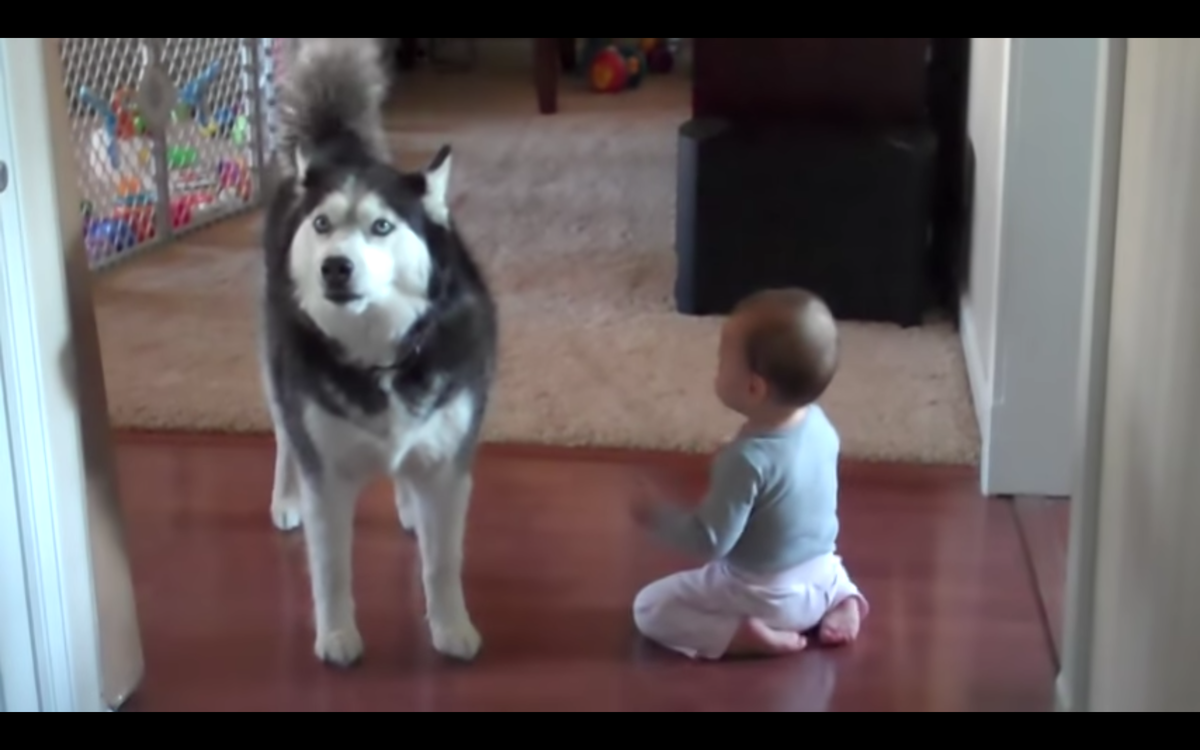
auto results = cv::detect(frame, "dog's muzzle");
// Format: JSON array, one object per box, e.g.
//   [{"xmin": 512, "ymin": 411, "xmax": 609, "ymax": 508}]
[{"xmin": 321, "ymin": 255, "xmax": 360, "ymax": 304}]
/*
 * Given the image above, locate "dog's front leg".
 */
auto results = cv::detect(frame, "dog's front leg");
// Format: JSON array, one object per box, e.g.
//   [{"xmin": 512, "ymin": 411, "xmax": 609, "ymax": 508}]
[
  {"xmin": 300, "ymin": 471, "xmax": 365, "ymax": 667},
  {"xmin": 407, "ymin": 464, "xmax": 481, "ymax": 661},
  {"xmin": 270, "ymin": 433, "xmax": 303, "ymax": 532}
]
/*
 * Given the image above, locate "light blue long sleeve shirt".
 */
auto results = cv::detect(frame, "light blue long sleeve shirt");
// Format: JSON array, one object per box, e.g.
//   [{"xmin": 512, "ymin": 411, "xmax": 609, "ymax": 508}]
[{"xmin": 650, "ymin": 406, "xmax": 841, "ymax": 576}]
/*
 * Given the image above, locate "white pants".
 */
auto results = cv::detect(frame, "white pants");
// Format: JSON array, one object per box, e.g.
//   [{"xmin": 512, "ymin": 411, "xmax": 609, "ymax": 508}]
[{"xmin": 633, "ymin": 553, "xmax": 867, "ymax": 660}]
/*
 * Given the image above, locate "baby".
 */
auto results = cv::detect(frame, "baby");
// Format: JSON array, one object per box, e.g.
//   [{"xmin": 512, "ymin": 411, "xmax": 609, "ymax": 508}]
[{"xmin": 631, "ymin": 287, "xmax": 867, "ymax": 660}]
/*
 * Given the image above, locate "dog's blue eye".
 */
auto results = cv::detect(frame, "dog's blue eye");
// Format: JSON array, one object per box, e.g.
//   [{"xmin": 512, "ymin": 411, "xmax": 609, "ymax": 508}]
[
  {"xmin": 312, "ymin": 215, "xmax": 332, "ymax": 234},
  {"xmin": 371, "ymin": 219, "xmax": 395, "ymax": 236}
]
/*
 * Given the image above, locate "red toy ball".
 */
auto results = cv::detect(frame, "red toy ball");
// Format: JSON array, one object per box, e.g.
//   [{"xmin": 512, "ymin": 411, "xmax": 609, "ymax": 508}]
[{"xmin": 590, "ymin": 47, "xmax": 629, "ymax": 93}]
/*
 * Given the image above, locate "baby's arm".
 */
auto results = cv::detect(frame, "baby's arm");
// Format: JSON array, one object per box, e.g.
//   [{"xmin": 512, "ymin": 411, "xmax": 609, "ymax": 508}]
[{"xmin": 648, "ymin": 449, "xmax": 761, "ymax": 561}]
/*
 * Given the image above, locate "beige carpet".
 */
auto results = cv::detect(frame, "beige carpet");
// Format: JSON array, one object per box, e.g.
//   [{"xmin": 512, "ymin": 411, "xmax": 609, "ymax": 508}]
[{"xmin": 92, "ymin": 65, "xmax": 980, "ymax": 464}]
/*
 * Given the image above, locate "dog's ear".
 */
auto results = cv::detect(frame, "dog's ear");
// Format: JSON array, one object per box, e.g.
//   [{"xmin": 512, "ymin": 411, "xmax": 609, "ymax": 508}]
[{"xmin": 422, "ymin": 145, "xmax": 452, "ymax": 225}]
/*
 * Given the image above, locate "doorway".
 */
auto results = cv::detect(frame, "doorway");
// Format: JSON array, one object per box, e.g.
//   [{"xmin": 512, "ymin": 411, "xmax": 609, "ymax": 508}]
[{"xmin": 0, "ymin": 37, "xmax": 142, "ymax": 713}]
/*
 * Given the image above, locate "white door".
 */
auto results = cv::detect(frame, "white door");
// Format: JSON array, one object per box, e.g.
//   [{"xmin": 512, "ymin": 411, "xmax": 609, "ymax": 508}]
[
  {"xmin": 1061, "ymin": 36, "xmax": 1200, "ymax": 714},
  {"xmin": 0, "ymin": 38, "xmax": 142, "ymax": 713},
  {"xmin": 0, "ymin": 198, "xmax": 41, "ymax": 712}
]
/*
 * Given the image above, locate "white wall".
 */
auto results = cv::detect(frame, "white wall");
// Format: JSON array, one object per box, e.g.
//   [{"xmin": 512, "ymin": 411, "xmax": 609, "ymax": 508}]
[
  {"xmin": 1058, "ymin": 37, "xmax": 1126, "ymax": 714},
  {"xmin": 961, "ymin": 38, "xmax": 1010, "ymax": 441},
  {"xmin": 1061, "ymin": 37, "xmax": 1200, "ymax": 713},
  {"xmin": 961, "ymin": 38, "xmax": 1107, "ymax": 496},
  {"xmin": 0, "ymin": 345, "xmax": 40, "ymax": 712}
]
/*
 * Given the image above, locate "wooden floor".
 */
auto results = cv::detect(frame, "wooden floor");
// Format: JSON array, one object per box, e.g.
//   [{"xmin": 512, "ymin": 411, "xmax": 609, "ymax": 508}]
[
  {"xmin": 114, "ymin": 433, "xmax": 1058, "ymax": 712},
  {"xmin": 1014, "ymin": 497, "xmax": 1073, "ymax": 665}
]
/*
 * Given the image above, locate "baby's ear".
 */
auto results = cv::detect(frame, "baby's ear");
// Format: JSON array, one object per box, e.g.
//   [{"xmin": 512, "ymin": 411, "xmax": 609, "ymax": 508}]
[{"xmin": 422, "ymin": 145, "xmax": 452, "ymax": 226}]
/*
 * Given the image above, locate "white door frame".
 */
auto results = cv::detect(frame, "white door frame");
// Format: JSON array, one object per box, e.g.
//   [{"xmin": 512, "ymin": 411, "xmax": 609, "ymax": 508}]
[
  {"xmin": 1061, "ymin": 37, "xmax": 1200, "ymax": 713},
  {"xmin": 962, "ymin": 38, "xmax": 1115, "ymax": 497},
  {"xmin": 0, "ymin": 38, "xmax": 128, "ymax": 713},
  {"xmin": 1057, "ymin": 36, "xmax": 1127, "ymax": 713}
]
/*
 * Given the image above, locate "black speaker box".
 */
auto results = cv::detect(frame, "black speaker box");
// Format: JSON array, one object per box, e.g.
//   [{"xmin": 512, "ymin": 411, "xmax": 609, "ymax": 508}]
[{"xmin": 674, "ymin": 117, "xmax": 937, "ymax": 326}]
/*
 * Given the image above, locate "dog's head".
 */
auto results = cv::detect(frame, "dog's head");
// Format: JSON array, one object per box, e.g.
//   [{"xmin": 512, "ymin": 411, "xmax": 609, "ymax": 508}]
[{"xmin": 285, "ymin": 143, "xmax": 453, "ymax": 346}]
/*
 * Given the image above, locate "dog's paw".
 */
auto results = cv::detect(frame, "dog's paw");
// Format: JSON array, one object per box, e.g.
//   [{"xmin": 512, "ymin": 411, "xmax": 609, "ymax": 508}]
[
  {"xmin": 271, "ymin": 500, "xmax": 303, "ymax": 532},
  {"xmin": 315, "ymin": 627, "xmax": 364, "ymax": 668},
  {"xmin": 430, "ymin": 616, "xmax": 482, "ymax": 662}
]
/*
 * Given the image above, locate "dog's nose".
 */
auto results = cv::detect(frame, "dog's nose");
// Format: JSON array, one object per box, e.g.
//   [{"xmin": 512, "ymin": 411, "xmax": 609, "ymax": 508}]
[{"xmin": 321, "ymin": 256, "xmax": 354, "ymax": 286}]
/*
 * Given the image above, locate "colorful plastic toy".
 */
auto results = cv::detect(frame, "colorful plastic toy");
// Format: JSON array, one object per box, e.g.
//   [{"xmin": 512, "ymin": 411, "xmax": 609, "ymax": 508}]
[
  {"xmin": 589, "ymin": 46, "xmax": 629, "ymax": 93},
  {"xmin": 167, "ymin": 145, "xmax": 199, "ymax": 170},
  {"xmin": 114, "ymin": 205, "xmax": 157, "ymax": 242},
  {"xmin": 111, "ymin": 88, "xmax": 145, "ymax": 136},
  {"xmin": 78, "ymin": 85, "xmax": 142, "ymax": 168},
  {"xmin": 211, "ymin": 106, "xmax": 239, "ymax": 137},
  {"xmin": 231, "ymin": 115, "xmax": 250, "ymax": 145},
  {"xmin": 216, "ymin": 157, "xmax": 254, "ymax": 202},
  {"xmin": 85, "ymin": 217, "xmax": 138, "ymax": 259},
  {"xmin": 116, "ymin": 175, "xmax": 143, "ymax": 197},
  {"xmin": 216, "ymin": 157, "xmax": 252, "ymax": 197},
  {"xmin": 170, "ymin": 192, "xmax": 214, "ymax": 228},
  {"xmin": 172, "ymin": 167, "xmax": 216, "ymax": 193},
  {"xmin": 580, "ymin": 38, "xmax": 613, "ymax": 73},
  {"xmin": 176, "ymin": 61, "xmax": 221, "ymax": 125},
  {"xmin": 617, "ymin": 43, "xmax": 647, "ymax": 89},
  {"xmin": 115, "ymin": 191, "xmax": 155, "ymax": 208}
]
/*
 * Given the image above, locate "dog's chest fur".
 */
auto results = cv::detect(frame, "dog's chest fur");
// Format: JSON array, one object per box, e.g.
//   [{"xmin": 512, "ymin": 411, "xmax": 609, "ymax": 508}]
[
  {"xmin": 304, "ymin": 377, "xmax": 475, "ymax": 478},
  {"xmin": 309, "ymin": 299, "xmax": 421, "ymax": 370}
]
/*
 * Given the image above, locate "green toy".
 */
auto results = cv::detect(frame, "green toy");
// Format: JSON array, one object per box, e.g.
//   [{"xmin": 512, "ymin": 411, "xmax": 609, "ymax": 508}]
[
  {"xmin": 167, "ymin": 145, "xmax": 198, "ymax": 169},
  {"xmin": 231, "ymin": 115, "xmax": 250, "ymax": 146}
]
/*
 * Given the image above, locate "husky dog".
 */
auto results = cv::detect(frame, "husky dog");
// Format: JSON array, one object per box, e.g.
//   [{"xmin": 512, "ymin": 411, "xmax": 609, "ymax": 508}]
[{"xmin": 260, "ymin": 38, "xmax": 496, "ymax": 666}]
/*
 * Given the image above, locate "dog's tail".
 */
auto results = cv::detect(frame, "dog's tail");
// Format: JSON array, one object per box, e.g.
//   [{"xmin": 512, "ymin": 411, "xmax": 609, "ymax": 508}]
[{"xmin": 274, "ymin": 38, "xmax": 391, "ymax": 178}]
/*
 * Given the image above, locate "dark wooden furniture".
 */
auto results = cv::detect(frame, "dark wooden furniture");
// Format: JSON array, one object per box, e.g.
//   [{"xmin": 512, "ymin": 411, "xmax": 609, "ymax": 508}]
[
  {"xmin": 675, "ymin": 119, "xmax": 938, "ymax": 325},
  {"xmin": 674, "ymin": 38, "xmax": 973, "ymax": 325},
  {"xmin": 534, "ymin": 38, "xmax": 564, "ymax": 114},
  {"xmin": 534, "ymin": 38, "xmax": 578, "ymax": 114},
  {"xmin": 692, "ymin": 38, "xmax": 930, "ymax": 126}
]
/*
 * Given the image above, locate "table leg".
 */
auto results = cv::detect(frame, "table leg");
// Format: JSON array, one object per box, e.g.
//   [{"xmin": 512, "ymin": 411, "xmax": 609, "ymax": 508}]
[{"xmin": 534, "ymin": 38, "xmax": 560, "ymax": 115}]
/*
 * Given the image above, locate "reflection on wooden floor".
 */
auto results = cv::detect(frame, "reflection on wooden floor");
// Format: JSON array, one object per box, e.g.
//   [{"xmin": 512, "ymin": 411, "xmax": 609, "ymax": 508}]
[{"xmin": 116, "ymin": 433, "xmax": 1058, "ymax": 712}]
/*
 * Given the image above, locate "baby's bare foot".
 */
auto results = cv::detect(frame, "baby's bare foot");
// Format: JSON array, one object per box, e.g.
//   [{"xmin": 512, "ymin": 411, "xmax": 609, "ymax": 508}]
[
  {"xmin": 727, "ymin": 618, "xmax": 808, "ymax": 658},
  {"xmin": 818, "ymin": 597, "xmax": 864, "ymax": 647}
]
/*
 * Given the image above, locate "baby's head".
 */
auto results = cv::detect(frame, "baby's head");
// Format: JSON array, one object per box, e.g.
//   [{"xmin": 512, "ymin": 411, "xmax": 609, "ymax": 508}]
[{"xmin": 715, "ymin": 288, "xmax": 838, "ymax": 418}]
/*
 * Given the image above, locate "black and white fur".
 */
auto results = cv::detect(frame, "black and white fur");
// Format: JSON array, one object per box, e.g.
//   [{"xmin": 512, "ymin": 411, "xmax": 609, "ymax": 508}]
[{"xmin": 260, "ymin": 38, "xmax": 496, "ymax": 666}]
